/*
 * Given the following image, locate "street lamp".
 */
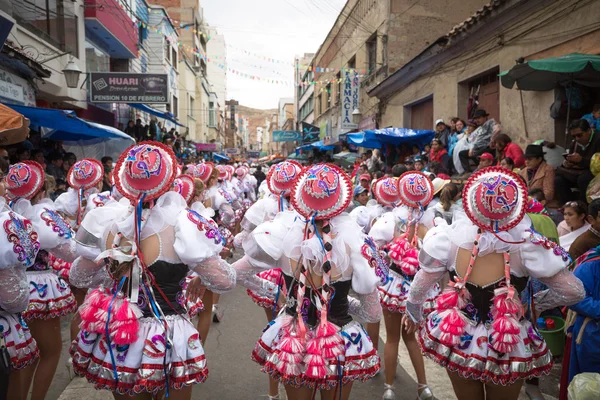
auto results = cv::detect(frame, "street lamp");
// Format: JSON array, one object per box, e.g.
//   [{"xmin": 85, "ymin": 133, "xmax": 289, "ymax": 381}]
[
  {"xmin": 63, "ymin": 59, "xmax": 82, "ymax": 89},
  {"xmin": 352, "ymin": 108, "xmax": 361, "ymax": 125}
]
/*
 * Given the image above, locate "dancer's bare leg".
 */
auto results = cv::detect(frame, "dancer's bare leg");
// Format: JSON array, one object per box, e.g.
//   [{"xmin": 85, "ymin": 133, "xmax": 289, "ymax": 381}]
[
  {"xmin": 366, "ymin": 321, "xmax": 380, "ymax": 351},
  {"xmin": 401, "ymin": 323, "xmax": 428, "ymax": 395},
  {"xmin": 197, "ymin": 289, "xmax": 213, "ymax": 345},
  {"xmin": 27, "ymin": 317, "xmax": 62, "ymax": 400}
]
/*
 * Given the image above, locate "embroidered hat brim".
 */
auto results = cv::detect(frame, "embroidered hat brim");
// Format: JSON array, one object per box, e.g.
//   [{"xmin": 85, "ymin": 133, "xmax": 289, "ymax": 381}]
[
  {"xmin": 67, "ymin": 158, "xmax": 104, "ymax": 190},
  {"xmin": 267, "ymin": 160, "xmax": 302, "ymax": 197},
  {"xmin": 373, "ymin": 177, "xmax": 400, "ymax": 207},
  {"xmin": 462, "ymin": 166, "xmax": 527, "ymax": 232},
  {"xmin": 172, "ymin": 174, "xmax": 195, "ymax": 204},
  {"xmin": 114, "ymin": 141, "xmax": 177, "ymax": 203},
  {"xmin": 5, "ymin": 160, "xmax": 45, "ymax": 201},
  {"xmin": 397, "ymin": 171, "xmax": 434, "ymax": 209},
  {"xmin": 291, "ymin": 163, "xmax": 352, "ymax": 220}
]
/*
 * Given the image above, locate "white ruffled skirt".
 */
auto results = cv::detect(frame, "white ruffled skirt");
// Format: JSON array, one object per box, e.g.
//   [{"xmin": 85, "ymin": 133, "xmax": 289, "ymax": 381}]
[
  {"xmin": 419, "ymin": 310, "xmax": 553, "ymax": 385},
  {"xmin": 0, "ymin": 311, "xmax": 38, "ymax": 370},
  {"xmin": 24, "ymin": 271, "xmax": 77, "ymax": 320},
  {"xmin": 252, "ymin": 316, "xmax": 380, "ymax": 390},
  {"xmin": 378, "ymin": 269, "xmax": 439, "ymax": 314},
  {"xmin": 70, "ymin": 315, "xmax": 208, "ymax": 395}
]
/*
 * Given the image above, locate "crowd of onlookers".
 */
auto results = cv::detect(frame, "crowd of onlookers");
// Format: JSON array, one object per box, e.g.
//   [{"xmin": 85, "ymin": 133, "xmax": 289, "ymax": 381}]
[{"xmin": 347, "ymin": 105, "xmax": 600, "ymax": 265}]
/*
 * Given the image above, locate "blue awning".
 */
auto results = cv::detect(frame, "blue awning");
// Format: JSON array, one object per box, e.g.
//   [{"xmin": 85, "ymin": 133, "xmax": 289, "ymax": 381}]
[
  {"xmin": 295, "ymin": 140, "xmax": 336, "ymax": 154},
  {"xmin": 128, "ymin": 103, "xmax": 185, "ymax": 127},
  {"xmin": 5, "ymin": 104, "xmax": 135, "ymax": 144},
  {"xmin": 347, "ymin": 128, "xmax": 435, "ymax": 148},
  {"xmin": 213, "ymin": 153, "xmax": 230, "ymax": 162}
]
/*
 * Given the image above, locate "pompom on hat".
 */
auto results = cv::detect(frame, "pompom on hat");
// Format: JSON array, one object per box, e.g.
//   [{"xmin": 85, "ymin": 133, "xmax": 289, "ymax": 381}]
[
  {"xmin": 67, "ymin": 159, "xmax": 104, "ymax": 190},
  {"xmin": 266, "ymin": 160, "xmax": 302, "ymax": 197},
  {"xmin": 225, "ymin": 165, "xmax": 235, "ymax": 180},
  {"xmin": 397, "ymin": 171, "xmax": 434, "ymax": 209},
  {"xmin": 462, "ymin": 166, "xmax": 527, "ymax": 232},
  {"xmin": 290, "ymin": 163, "xmax": 352, "ymax": 220},
  {"xmin": 5, "ymin": 161, "xmax": 45, "ymax": 201},
  {"xmin": 194, "ymin": 162, "xmax": 215, "ymax": 183},
  {"xmin": 236, "ymin": 166, "xmax": 248, "ymax": 180},
  {"xmin": 171, "ymin": 174, "xmax": 194, "ymax": 205},
  {"xmin": 373, "ymin": 177, "xmax": 400, "ymax": 207},
  {"xmin": 113, "ymin": 141, "xmax": 177, "ymax": 203},
  {"xmin": 216, "ymin": 165, "xmax": 229, "ymax": 181}
]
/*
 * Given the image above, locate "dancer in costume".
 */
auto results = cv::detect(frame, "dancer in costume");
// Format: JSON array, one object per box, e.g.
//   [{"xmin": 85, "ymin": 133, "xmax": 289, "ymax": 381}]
[
  {"xmin": 368, "ymin": 173, "xmax": 437, "ymax": 400},
  {"xmin": 405, "ymin": 167, "xmax": 585, "ymax": 399},
  {"xmin": 234, "ymin": 163, "xmax": 383, "ymax": 400},
  {"xmin": 55, "ymin": 158, "xmax": 112, "ymax": 345},
  {"xmin": 69, "ymin": 142, "xmax": 236, "ymax": 399},
  {"xmin": 234, "ymin": 160, "xmax": 302, "ymax": 400},
  {"xmin": 0, "ymin": 181, "xmax": 41, "ymax": 400},
  {"xmin": 5, "ymin": 161, "xmax": 78, "ymax": 400}
]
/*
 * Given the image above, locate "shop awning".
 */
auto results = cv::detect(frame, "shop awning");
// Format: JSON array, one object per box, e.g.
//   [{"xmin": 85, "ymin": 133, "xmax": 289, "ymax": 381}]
[
  {"xmin": 213, "ymin": 153, "xmax": 230, "ymax": 162},
  {"xmin": 295, "ymin": 140, "xmax": 336, "ymax": 154},
  {"xmin": 5, "ymin": 104, "xmax": 135, "ymax": 144},
  {"xmin": 347, "ymin": 128, "xmax": 435, "ymax": 149},
  {"xmin": 128, "ymin": 103, "xmax": 185, "ymax": 127}
]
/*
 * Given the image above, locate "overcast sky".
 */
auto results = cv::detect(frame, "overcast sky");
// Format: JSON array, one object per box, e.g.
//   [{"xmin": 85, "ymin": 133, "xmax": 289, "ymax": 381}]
[{"xmin": 202, "ymin": 0, "xmax": 345, "ymax": 109}]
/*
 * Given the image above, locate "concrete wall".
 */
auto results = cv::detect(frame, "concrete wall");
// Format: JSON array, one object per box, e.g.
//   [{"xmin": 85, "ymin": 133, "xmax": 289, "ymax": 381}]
[
  {"xmin": 207, "ymin": 28, "xmax": 227, "ymax": 109},
  {"xmin": 379, "ymin": 0, "xmax": 599, "ymax": 148},
  {"xmin": 10, "ymin": 0, "xmax": 87, "ymax": 107},
  {"xmin": 312, "ymin": 0, "xmax": 489, "ymax": 135}
]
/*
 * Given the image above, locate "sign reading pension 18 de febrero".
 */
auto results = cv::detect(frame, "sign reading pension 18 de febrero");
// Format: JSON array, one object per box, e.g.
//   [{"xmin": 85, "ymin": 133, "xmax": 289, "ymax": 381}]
[{"xmin": 90, "ymin": 73, "xmax": 170, "ymax": 104}]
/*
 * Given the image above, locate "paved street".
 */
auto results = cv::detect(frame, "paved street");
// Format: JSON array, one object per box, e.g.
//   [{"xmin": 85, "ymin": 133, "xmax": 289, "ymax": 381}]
[{"xmin": 52, "ymin": 253, "xmax": 561, "ymax": 400}]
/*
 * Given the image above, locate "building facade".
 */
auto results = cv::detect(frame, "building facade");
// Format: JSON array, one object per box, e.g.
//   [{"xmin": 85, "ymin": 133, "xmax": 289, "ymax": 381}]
[
  {"xmin": 294, "ymin": 53, "xmax": 315, "ymax": 127},
  {"xmin": 312, "ymin": 0, "xmax": 489, "ymax": 143},
  {"xmin": 369, "ymin": 0, "xmax": 600, "ymax": 147}
]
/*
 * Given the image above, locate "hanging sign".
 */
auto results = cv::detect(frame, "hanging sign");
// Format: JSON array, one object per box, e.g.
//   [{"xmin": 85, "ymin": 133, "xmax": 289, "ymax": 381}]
[
  {"xmin": 273, "ymin": 130, "xmax": 301, "ymax": 142},
  {"xmin": 341, "ymin": 70, "xmax": 360, "ymax": 130},
  {"xmin": 301, "ymin": 122, "xmax": 320, "ymax": 144},
  {"xmin": 90, "ymin": 73, "xmax": 169, "ymax": 103}
]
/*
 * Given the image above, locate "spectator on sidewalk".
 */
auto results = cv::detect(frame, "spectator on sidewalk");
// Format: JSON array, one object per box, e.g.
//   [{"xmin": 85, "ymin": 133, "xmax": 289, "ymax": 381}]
[
  {"xmin": 404, "ymin": 158, "xmax": 415, "ymax": 171},
  {"xmin": 253, "ymin": 165, "xmax": 266, "ymax": 190},
  {"xmin": 476, "ymin": 152, "xmax": 495, "ymax": 170},
  {"xmin": 559, "ymin": 201, "xmax": 590, "ymax": 251},
  {"xmin": 500, "ymin": 157, "xmax": 515, "ymax": 171},
  {"xmin": 46, "ymin": 151, "xmax": 66, "ymax": 181},
  {"xmin": 125, "ymin": 120, "xmax": 136, "ymax": 138},
  {"xmin": 520, "ymin": 144, "xmax": 555, "ymax": 202},
  {"xmin": 569, "ymin": 199, "xmax": 600, "ymax": 261},
  {"xmin": 414, "ymin": 156, "xmax": 425, "ymax": 172},
  {"xmin": 429, "ymin": 138, "xmax": 451, "ymax": 173},
  {"xmin": 529, "ymin": 188, "xmax": 563, "ymax": 226},
  {"xmin": 0, "ymin": 147, "xmax": 9, "ymax": 174},
  {"xmin": 582, "ymin": 103, "xmax": 600, "ymax": 132},
  {"xmin": 458, "ymin": 109, "xmax": 496, "ymax": 173},
  {"xmin": 555, "ymin": 119, "xmax": 600, "ymax": 204},
  {"xmin": 434, "ymin": 119, "xmax": 450, "ymax": 148},
  {"xmin": 494, "ymin": 133, "xmax": 525, "ymax": 168},
  {"xmin": 392, "ymin": 164, "xmax": 407, "ymax": 177}
]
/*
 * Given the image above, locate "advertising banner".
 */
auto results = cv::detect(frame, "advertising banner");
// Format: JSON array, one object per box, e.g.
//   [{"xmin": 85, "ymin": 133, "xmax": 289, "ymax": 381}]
[
  {"xmin": 90, "ymin": 72, "xmax": 169, "ymax": 103},
  {"xmin": 301, "ymin": 122, "xmax": 320, "ymax": 144},
  {"xmin": 224, "ymin": 148, "xmax": 239, "ymax": 154},
  {"xmin": 247, "ymin": 151, "xmax": 260, "ymax": 158},
  {"xmin": 340, "ymin": 70, "xmax": 360, "ymax": 130},
  {"xmin": 273, "ymin": 130, "xmax": 301, "ymax": 142},
  {"xmin": 195, "ymin": 143, "xmax": 217, "ymax": 152}
]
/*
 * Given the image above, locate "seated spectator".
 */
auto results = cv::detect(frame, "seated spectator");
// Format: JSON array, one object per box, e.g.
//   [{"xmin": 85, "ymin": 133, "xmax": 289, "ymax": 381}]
[
  {"xmin": 476, "ymin": 152, "xmax": 494, "ymax": 170},
  {"xmin": 392, "ymin": 164, "xmax": 407, "ymax": 177},
  {"xmin": 16, "ymin": 145, "xmax": 30, "ymax": 161},
  {"xmin": 404, "ymin": 158, "xmax": 415, "ymax": 171},
  {"xmin": 569, "ymin": 198, "xmax": 600, "ymax": 261},
  {"xmin": 559, "ymin": 201, "xmax": 590, "ymax": 251},
  {"xmin": 359, "ymin": 173, "xmax": 371, "ymax": 190},
  {"xmin": 434, "ymin": 119, "xmax": 450, "ymax": 148},
  {"xmin": 0, "ymin": 147, "xmax": 8, "ymax": 174},
  {"xmin": 500, "ymin": 157, "xmax": 515, "ymax": 171},
  {"xmin": 46, "ymin": 151, "xmax": 66, "ymax": 181},
  {"xmin": 352, "ymin": 186, "xmax": 369, "ymax": 209},
  {"xmin": 555, "ymin": 119, "xmax": 600, "ymax": 204},
  {"xmin": 101, "ymin": 156, "xmax": 113, "ymax": 192},
  {"xmin": 429, "ymin": 138, "xmax": 451, "ymax": 173},
  {"xmin": 458, "ymin": 109, "xmax": 496, "ymax": 173},
  {"xmin": 494, "ymin": 133, "xmax": 524, "ymax": 168},
  {"xmin": 31, "ymin": 149, "xmax": 45, "ymax": 168},
  {"xmin": 529, "ymin": 188, "xmax": 563, "ymax": 226},
  {"xmin": 581, "ymin": 103, "xmax": 600, "ymax": 132},
  {"xmin": 520, "ymin": 144, "xmax": 555, "ymax": 202},
  {"xmin": 452, "ymin": 120, "xmax": 475, "ymax": 175},
  {"xmin": 414, "ymin": 156, "xmax": 425, "ymax": 172}
]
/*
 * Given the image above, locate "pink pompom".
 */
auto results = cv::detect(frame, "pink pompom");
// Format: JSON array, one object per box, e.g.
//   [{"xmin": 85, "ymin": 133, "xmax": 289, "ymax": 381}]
[
  {"xmin": 305, "ymin": 338, "xmax": 321, "ymax": 355},
  {"xmin": 304, "ymin": 352, "xmax": 328, "ymax": 380},
  {"xmin": 492, "ymin": 292, "xmax": 524, "ymax": 318},
  {"xmin": 437, "ymin": 308, "xmax": 466, "ymax": 346},
  {"xmin": 399, "ymin": 259, "xmax": 418, "ymax": 276},
  {"xmin": 317, "ymin": 321, "xmax": 339, "ymax": 337},
  {"xmin": 277, "ymin": 351, "xmax": 304, "ymax": 364},
  {"xmin": 278, "ymin": 336, "xmax": 304, "ymax": 354},
  {"xmin": 323, "ymin": 345, "xmax": 343, "ymax": 359},
  {"xmin": 111, "ymin": 320, "xmax": 139, "ymax": 345}
]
